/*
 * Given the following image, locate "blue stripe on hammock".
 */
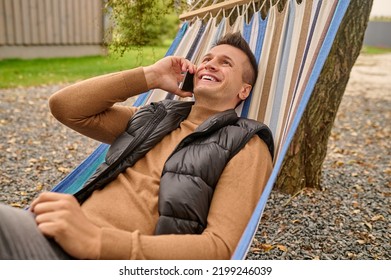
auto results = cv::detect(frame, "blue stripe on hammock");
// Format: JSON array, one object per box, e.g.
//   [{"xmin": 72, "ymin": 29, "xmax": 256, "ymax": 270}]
[
  {"xmin": 51, "ymin": 143, "xmax": 109, "ymax": 194},
  {"xmin": 231, "ymin": 0, "xmax": 351, "ymax": 260}
]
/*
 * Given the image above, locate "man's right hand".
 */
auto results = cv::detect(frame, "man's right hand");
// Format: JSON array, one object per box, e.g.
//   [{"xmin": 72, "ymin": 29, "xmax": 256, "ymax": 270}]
[{"xmin": 143, "ymin": 56, "xmax": 197, "ymax": 98}]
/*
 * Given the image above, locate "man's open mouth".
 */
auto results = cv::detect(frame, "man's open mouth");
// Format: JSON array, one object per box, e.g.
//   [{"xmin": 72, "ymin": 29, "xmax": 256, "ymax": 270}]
[{"xmin": 200, "ymin": 74, "xmax": 219, "ymax": 82}]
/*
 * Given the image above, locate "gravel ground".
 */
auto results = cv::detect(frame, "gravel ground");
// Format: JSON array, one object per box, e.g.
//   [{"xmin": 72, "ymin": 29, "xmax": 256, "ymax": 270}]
[
  {"xmin": 248, "ymin": 53, "xmax": 391, "ymax": 260},
  {"xmin": 0, "ymin": 53, "xmax": 390, "ymax": 260}
]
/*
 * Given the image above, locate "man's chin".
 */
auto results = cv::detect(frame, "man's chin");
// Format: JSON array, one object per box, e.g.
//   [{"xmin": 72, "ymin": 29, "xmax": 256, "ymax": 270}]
[
  {"xmin": 193, "ymin": 85, "xmax": 219, "ymax": 95},
  {"xmin": 193, "ymin": 89, "xmax": 210, "ymax": 100}
]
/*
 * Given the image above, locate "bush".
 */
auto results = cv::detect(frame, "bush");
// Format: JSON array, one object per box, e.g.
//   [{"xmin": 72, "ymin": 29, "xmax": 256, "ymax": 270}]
[{"xmin": 105, "ymin": 0, "xmax": 184, "ymax": 55}]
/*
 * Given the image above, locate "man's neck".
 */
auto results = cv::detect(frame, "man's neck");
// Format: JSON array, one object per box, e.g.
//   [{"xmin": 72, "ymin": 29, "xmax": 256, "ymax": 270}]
[{"xmin": 186, "ymin": 103, "xmax": 225, "ymax": 126}]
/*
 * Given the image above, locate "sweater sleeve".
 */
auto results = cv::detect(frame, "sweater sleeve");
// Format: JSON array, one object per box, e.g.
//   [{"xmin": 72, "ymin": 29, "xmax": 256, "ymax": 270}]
[
  {"xmin": 97, "ymin": 136, "xmax": 273, "ymax": 259},
  {"xmin": 48, "ymin": 67, "xmax": 148, "ymax": 144}
]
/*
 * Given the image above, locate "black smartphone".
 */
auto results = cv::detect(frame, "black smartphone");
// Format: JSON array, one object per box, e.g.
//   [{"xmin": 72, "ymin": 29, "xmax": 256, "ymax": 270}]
[{"xmin": 180, "ymin": 72, "xmax": 194, "ymax": 92}]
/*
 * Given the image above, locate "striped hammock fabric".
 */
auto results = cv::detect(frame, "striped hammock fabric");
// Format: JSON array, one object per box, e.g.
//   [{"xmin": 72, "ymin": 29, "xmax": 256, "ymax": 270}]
[{"xmin": 50, "ymin": 0, "xmax": 351, "ymax": 260}]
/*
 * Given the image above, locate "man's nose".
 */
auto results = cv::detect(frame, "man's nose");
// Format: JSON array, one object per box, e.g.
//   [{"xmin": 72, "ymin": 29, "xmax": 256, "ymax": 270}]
[{"xmin": 205, "ymin": 59, "xmax": 217, "ymax": 70}]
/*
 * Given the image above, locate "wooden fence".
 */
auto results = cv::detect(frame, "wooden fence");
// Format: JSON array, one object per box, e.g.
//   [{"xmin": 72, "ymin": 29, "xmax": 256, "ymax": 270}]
[
  {"xmin": 364, "ymin": 21, "xmax": 391, "ymax": 48},
  {"xmin": 0, "ymin": 0, "xmax": 105, "ymax": 58}
]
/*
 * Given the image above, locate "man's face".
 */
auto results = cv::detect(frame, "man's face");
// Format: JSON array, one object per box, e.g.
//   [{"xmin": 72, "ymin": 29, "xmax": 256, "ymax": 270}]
[{"xmin": 193, "ymin": 44, "xmax": 252, "ymax": 111}]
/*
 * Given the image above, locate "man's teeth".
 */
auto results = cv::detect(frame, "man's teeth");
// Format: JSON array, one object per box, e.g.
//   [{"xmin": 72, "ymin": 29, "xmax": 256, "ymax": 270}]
[{"xmin": 202, "ymin": 75, "xmax": 216, "ymax": 81}]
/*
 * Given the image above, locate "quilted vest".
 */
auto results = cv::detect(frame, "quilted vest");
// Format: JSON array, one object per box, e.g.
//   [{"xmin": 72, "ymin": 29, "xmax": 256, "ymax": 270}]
[{"xmin": 74, "ymin": 100, "xmax": 274, "ymax": 235}]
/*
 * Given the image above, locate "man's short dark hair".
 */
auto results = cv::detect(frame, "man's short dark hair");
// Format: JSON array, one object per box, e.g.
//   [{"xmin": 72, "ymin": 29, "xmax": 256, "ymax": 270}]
[{"xmin": 214, "ymin": 32, "xmax": 258, "ymax": 86}]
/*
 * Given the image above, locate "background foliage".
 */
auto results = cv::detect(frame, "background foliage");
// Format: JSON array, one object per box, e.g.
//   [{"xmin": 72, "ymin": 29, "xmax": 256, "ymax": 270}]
[{"xmin": 104, "ymin": 0, "xmax": 188, "ymax": 55}]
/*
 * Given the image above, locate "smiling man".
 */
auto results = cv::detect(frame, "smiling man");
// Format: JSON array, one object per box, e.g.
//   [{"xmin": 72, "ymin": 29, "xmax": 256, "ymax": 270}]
[
  {"xmin": 0, "ymin": 32, "xmax": 274, "ymax": 260},
  {"xmin": 194, "ymin": 40, "xmax": 256, "ymax": 111}
]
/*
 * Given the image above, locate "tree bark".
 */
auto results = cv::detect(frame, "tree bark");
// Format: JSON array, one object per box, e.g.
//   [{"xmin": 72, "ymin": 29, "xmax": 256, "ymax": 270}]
[{"xmin": 275, "ymin": 0, "xmax": 374, "ymax": 194}]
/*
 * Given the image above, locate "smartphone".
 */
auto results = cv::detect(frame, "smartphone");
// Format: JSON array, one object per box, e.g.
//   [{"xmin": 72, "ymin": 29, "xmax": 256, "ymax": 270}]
[{"xmin": 180, "ymin": 72, "xmax": 194, "ymax": 92}]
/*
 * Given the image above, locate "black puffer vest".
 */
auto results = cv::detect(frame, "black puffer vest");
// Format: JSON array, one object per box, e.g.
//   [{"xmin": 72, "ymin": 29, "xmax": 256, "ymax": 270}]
[{"xmin": 74, "ymin": 100, "xmax": 274, "ymax": 235}]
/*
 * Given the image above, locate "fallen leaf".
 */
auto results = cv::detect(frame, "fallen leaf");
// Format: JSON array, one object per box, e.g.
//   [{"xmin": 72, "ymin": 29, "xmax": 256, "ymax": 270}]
[
  {"xmin": 371, "ymin": 214, "xmax": 385, "ymax": 221},
  {"xmin": 29, "ymin": 158, "xmax": 39, "ymax": 164},
  {"xmin": 352, "ymin": 201, "xmax": 359, "ymax": 208},
  {"xmin": 250, "ymin": 248, "xmax": 261, "ymax": 253},
  {"xmin": 260, "ymin": 243, "xmax": 274, "ymax": 252},
  {"xmin": 10, "ymin": 202, "xmax": 22, "ymax": 208},
  {"xmin": 57, "ymin": 167, "xmax": 70, "ymax": 173},
  {"xmin": 36, "ymin": 182, "xmax": 44, "ymax": 191},
  {"xmin": 353, "ymin": 184, "xmax": 364, "ymax": 192},
  {"xmin": 66, "ymin": 143, "xmax": 78, "ymax": 151},
  {"xmin": 276, "ymin": 244, "xmax": 287, "ymax": 252}
]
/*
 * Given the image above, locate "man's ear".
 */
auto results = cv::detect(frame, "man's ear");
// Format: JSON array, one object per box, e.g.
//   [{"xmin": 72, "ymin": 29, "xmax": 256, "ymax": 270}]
[{"xmin": 238, "ymin": 83, "xmax": 252, "ymax": 101}]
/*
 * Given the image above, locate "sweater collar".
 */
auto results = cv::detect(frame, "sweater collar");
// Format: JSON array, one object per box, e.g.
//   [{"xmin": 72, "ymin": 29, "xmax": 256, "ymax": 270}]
[
  {"xmin": 187, "ymin": 104, "xmax": 238, "ymax": 131},
  {"xmin": 186, "ymin": 104, "xmax": 232, "ymax": 126}
]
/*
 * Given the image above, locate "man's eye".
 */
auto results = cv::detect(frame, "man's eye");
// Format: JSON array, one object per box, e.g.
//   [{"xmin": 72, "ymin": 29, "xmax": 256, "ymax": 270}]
[
  {"xmin": 202, "ymin": 58, "xmax": 211, "ymax": 63},
  {"xmin": 223, "ymin": 60, "xmax": 231, "ymax": 66}
]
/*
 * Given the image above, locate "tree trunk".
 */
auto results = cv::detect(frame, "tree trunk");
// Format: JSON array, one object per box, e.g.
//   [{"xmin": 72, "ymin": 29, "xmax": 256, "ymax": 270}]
[{"xmin": 275, "ymin": 0, "xmax": 374, "ymax": 194}]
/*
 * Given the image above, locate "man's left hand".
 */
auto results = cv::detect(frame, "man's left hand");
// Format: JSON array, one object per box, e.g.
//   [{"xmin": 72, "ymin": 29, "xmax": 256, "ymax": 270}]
[{"xmin": 29, "ymin": 192, "xmax": 101, "ymax": 259}]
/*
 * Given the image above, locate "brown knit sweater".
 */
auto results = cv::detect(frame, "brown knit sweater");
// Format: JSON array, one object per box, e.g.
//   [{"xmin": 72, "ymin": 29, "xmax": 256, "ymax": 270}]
[{"xmin": 49, "ymin": 67, "xmax": 273, "ymax": 260}]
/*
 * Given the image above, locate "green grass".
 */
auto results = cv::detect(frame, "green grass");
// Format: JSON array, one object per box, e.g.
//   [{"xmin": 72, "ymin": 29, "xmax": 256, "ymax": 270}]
[
  {"xmin": 370, "ymin": 16, "xmax": 391, "ymax": 22},
  {"xmin": 361, "ymin": 46, "xmax": 391, "ymax": 55},
  {"xmin": 0, "ymin": 45, "xmax": 168, "ymax": 89},
  {"xmin": 3, "ymin": 43, "xmax": 389, "ymax": 89}
]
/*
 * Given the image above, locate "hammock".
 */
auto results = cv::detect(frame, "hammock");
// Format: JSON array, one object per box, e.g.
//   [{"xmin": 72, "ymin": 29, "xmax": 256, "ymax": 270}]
[{"xmin": 50, "ymin": 0, "xmax": 350, "ymax": 260}]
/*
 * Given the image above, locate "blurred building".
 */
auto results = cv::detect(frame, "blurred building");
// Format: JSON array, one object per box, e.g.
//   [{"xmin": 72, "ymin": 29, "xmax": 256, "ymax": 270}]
[
  {"xmin": 364, "ymin": 0, "xmax": 391, "ymax": 48},
  {"xmin": 0, "ymin": 0, "xmax": 106, "ymax": 59},
  {"xmin": 1, "ymin": 0, "xmax": 390, "ymax": 59}
]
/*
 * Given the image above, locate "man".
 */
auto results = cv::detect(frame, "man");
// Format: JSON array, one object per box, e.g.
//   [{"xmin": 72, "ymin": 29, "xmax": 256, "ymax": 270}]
[{"xmin": 0, "ymin": 32, "xmax": 273, "ymax": 260}]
